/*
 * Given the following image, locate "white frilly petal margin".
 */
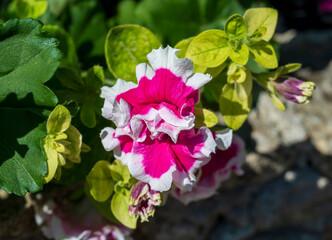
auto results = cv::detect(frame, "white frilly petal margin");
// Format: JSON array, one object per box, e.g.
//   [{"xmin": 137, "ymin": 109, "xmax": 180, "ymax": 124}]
[
  {"xmin": 215, "ymin": 128, "xmax": 233, "ymax": 150},
  {"xmin": 101, "ymin": 79, "xmax": 137, "ymax": 127},
  {"xmin": 146, "ymin": 46, "xmax": 212, "ymax": 89},
  {"xmin": 100, "ymin": 127, "xmax": 131, "ymax": 165}
]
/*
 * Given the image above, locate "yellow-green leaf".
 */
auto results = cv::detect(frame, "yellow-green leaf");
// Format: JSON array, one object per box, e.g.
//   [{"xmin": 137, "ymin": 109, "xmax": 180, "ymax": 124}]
[
  {"xmin": 86, "ymin": 160, "xmax": 114, "ymax": 202},
  {"xmin": 13, "ymin": 0, "xmax": 48, "ymax": 19},
  {"xmin": 105, "ymin": 24, "xmax": 161, "ymax": 83},
  {"xmin": 43, "ymin": 138, "xmax": 59, "ymax": 183},
  {"xmin": 227, "ymin": 63, "xmax": 247, "ymax": 84},
  {"xmin": 220, "ymin": 70, "xmax": 252, "ymax": 130},
  {"xmin": 248, "ymin": 40, "xmax": 278, "ymax": 69},
  {"xmin": 187, "ymin": 29, "xmax": 229, "ymax": 68},
  {"xmin": 225, "ymin": 14, "xmax": 246, "ymax": 39},
  {"xmin": 47, "ymin": 105, "xmax": 71, "ymax": 134},
  {"xmin": 110, "ymin": 160, "xmax": 131, "ymax": 183},
  {"xmin": 277, "ymin": 63, "xmax": 302, "ymax": 76},
  {"xmin": 229, "ymin": 42, "xmax": 249, "ymax": 65},
  {"xmin": 174, "ymin": 37, "xmax": 194, "ymax": 58},
  {"xmin": 244, "ymin": 8, "xmax": 278, "ymax": 41},
  {"xmin": 64, "ymin": 125, "xmax": 83, "ymax": 163},
  {"xmin": 194, "ymin": 108, "xmax": 218, "ymax": 128},
  {"xmin": 111, "ymin": 191, "xmax": 137, "ymax": 229}
]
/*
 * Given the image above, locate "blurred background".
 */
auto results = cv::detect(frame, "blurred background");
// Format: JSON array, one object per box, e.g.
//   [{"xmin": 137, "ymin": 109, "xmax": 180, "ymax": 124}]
[{"xmin": 1, "ymin": 0, "xmax": 332, "ymax": 239}]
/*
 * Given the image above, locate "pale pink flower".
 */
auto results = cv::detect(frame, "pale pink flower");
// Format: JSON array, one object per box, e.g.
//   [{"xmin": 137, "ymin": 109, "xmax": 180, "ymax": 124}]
[
  {"xmin": 35, "ymin": 197, "xmax": 129, "ymax": 240},
  {"xmin": 100, "ymin": 46, "xmax": 232, "ymax": 192},
  {"xmin": 172, "ymin": 135, "xmax": 245, "ymax": 204}
]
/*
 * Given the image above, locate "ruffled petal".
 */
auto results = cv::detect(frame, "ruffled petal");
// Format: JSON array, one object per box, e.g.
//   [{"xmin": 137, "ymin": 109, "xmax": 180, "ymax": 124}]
[
  {"xmin": 147, "ymin": 46, "xmax": 194, "ymax": 81},
  {"xmin": 128, "ymin": 136, "xmax": 176, "ymax": 192},
  {"xmin": 136, "ymin": 63, "xmax": 155, "ymax": 82},
  {"xmin": 100, "ymin": 127, "xmax": 133, "ymax": 165},
  {"xmin": 101, "ymin": 79, "xmax": 137, "ymax": 127},
  {"xmin": 172, "ymin": 135, "xmax": 245, "ymax": 204},
  {"xmin": 215, "ymin": 128, "xmax": 233, "ymax": 150},
  {"xmin": 128, "ymin": 127, "xmax": 216, "ymax": 192}
]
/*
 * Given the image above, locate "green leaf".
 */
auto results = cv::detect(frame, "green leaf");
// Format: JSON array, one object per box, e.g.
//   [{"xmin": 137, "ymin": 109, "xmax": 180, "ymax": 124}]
[
  {"xmin": 64, "ymin": 125, "xmax": 83, "ymax": 163},
  {"xmin": 85, "ymin": 66, "xmax": 104, "ymax": 90},
  {"xmin": 244, "ymin": 8, "xmax": 278, "ymax": 42},
  {"xmin": 174, "ymin": 37, "xmax": 195, "ymax": 58},
  {"xmin": 56, "ymin": 68, "xmax": 83, "ymax": 90},
  {"xmin": 110, "ymin": 160, "xmax": 131, "ymax": 183},
  {"xmin": 68, "ymin": 1, "xmax": 108, "ymax": 58},
  {"xmin": 227, "ymin": 63, "xmax": 246, "ymax": 84},
  {"xmin": 13, "ymin": 0, "xmax": 48, "ymax": 19},
  {"xmin": 187, "ymin": 29, "xmax": 229, "ymax": 68},
  {"xmin": 277, "ymin": 63, "xmax": 302, "ymax": 76},
  {"xmin": 204, "ymin": 71, "xmax": 227, "ymax": 102},
  {"xmin": 220, "ymin": 70, "xmax": 252, "ymax": 130},
  {"xmin": 80, "ymin": 100, "xmax": 97, "ymax": 129},
  {"xmin": 194, "ymin": 108, "xmax": 218, "ymax": 128},
  {"xmin": 46, "ymin": 105, "xmax": 71, "ymax": 134},
  {"xmin": 0, "ymin": 109, "xmax": 48, "ymax": 196},
  {"xmin": 105, "ymin": 24, "xmax": 161, "ymax": 83},
  {"xmin": 0, "ymin": 19, "xmax": 61, "ymax": 107},
  {"xmin": 111, "ymin": 191, "xmax": 137, "ymax": 229},
  {"xmin": 248, "ymin": 40, "xmax": 278, "ymax": 69},
  {"xmin": 86, "ymin": 160, "xmax": 114, "ymax": 202},
  {"xmin": 42, "ymin": 25, "xmax": 79, "ymax": 69},
  {"xmin": 43, "ymin": 137, "xmax": 58, "ymax": 183},
  {"xmin": 225, "ymin": 14, "xmax": 246, "ymax": 39},
  {"xmin": 229, "ymin": 42, "xmax": 249, "ymax": 65}
]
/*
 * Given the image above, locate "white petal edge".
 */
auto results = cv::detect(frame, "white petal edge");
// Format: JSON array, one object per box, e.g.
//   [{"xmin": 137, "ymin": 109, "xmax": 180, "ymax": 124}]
[
  {"xmin": 128, "ymin": 152, "xmax": 176, "ymax": 192},
  {"xmin": 136, "ymin": 63, "xmax": 155, "ymax": 82},
  {"xmin": 147, "ymin": 45, "xmax": 193, "ymax": 81},
  {"xmin": 215, "ymin": 128, "xmax": 233, "ymax": 150}
]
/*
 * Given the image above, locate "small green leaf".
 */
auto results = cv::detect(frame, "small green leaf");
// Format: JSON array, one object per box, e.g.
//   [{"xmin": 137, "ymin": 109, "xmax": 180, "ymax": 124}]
[
  {"xmin": 277, "ymin": 63, "xmax": 302, "ymax": 76},
  {"xmin": 229, "ymin": 43, "xmax": 249, "ymax": 65},
  {"xmin": 42, "ymin": 25, "xmax": 79, "ymax": 69},
  {"xmin": 111, "ymin": 191, "xmax": 137, "ymax": 229},
  {"xmin": 13, "ymin": 0, "xmax": 48, "ymax": 19},
  {"xmin": 64, "ymin": 125, "xmax": 83, "ymax": 163},
  {"xmin": 220, "ymin": 70, "xmax": 252, "ymax": 130},
  {"xmin": 187, "ymin": 29, "xmax": 229, "ymax": 68},
  {"xmin": 194, "ymin": 108, "xmax": 218, "ymax": 128},
  {"xmin": 80, "ymin": 101, "xmax": 97, "ymax": 128},
  {"xmin": 205, "ymin": 72, "xmax": 227, "ymax": 102},
  {"xmin": 56, "ymin": 68, "xmax": 83, "ymax": 90},
  {"xmin": 227, "ymin": 63, "xmax": 247, "ymax": 84},
  {"xmin": 174, "ymin": 37, "xmax": 194, "ymax": 58},
  {"xmin": 86, "ymin": 160, "xmax": 114, "ymax": 202},
  {"xmin": 85, "ymin": 66, "xmax": 104, "ymax": 90},
  {"xmin": 244, "ymin": 8, "xmax": 278, "ymax": 41},
  {"xmin": 225, "ymin": 14, "xmax": 246, "ymax": 39},
  {"xmin": 110, "ymin": 160, "xmax": 131, "ymax": 183},
  {"xmin": 47, "ymin": 105, "xmax": 71, "ymax": 134},
  {"xmin": 0, "ymin": 19, "xmax": 61, "ymax": 107},
  {"xmin": 105, "ymin": 24, "xmax": 161, "ymax": 82},
  {"xmin": 270, "ymin": 93, "xmax": 285, "ymax": 111},
  {"xmin": 248, "ymin": 40, "xmax": 278, "ymax": 69},
  {"xmin": 43, "ymin": 138, "xmax": 59, "ymax": 183}
]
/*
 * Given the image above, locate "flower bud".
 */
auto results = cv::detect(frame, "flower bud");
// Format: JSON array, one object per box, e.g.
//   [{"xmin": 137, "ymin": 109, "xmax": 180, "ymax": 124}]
[
  {"xmin": 273, "ymin": 78, "xmax": 315, "ymax": 104},
  {"xmin": 129, "ymin": 182, "xmax": 162, "ymax": 222}
]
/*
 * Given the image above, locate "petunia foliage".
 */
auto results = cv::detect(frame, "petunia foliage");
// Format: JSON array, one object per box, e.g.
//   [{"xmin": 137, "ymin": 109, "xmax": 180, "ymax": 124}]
[{"xmin": 0, "ymin": 1, "xmax": 317, "ymax": 236}]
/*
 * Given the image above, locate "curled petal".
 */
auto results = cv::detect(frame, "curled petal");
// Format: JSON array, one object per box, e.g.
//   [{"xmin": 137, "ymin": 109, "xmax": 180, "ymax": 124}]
[
  {"xmin": 100, "ymin": 127, "xmax": 133, "ymax": 165},
  {"xmin": 128, "ymin": 127, "xmax": 216, "ymax": 192},
  {"xmin": 215, "ymin": 128, "xmax": 233, "ymax": 150},
  {"xmin": 172, "ymin": 135, "xmax": 245, "ymax": 204}
]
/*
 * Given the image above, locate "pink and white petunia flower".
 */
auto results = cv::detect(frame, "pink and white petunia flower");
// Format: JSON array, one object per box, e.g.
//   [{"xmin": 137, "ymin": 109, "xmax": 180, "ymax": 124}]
[
  {"xmin": 100, "ymin": 46, "xmax": 233, "ymax": 192},
  {"xmin": 101, "ymin": 46, "xmax": 212, "ymax": 143},
  {"xmin": 172, "ymin": 134, "xmax": 246, "ymax": 204}
]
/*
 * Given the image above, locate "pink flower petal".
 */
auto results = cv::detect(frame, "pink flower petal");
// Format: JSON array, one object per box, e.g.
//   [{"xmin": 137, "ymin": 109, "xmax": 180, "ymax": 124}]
[
  {"xmin": 128, "ymin": 127, "xmax": 216, "ymax": 192},
  {"xmin": 172, "ymin": 135, "xmax": 246, "ymax": 204},
  {"xmin": 100, "ymin": 127, "xmax": 133, "ymax": 165}
]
